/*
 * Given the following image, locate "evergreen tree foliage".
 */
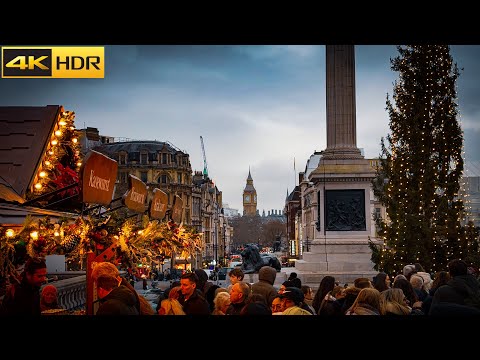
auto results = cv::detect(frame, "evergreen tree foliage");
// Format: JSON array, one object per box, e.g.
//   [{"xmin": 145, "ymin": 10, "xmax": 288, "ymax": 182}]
[{"xmin": 370, "ymin": 45, "xmax": 479, "ymax": 275}]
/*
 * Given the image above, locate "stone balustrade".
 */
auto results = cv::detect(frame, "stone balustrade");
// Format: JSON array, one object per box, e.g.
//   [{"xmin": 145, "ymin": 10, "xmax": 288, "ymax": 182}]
[
  {"xmin": 43, "ymin": 274, "xmax": 87, "ymax": 311},
  {"xmin": 42, "ymin": 270, "xmax": 128, "ymax": 311}
]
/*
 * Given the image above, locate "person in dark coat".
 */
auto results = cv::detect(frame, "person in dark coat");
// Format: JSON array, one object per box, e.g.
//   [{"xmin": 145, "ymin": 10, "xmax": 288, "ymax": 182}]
[
  {"xmin": 95, "ymin": 275, "xmax": 140, "ymax": 315},
  {"xmin": 250, "ymin": 266, "xmax": 277, "ymax": 307},
  {"xmin": 226, "ymin": 281, "xmax": 250, "ymax": 315},
  {"xmin": 194, "ymin": 269, "xmax": 217, "ymax": 311},
  {"xmin": 91, "ymin": 261, "xmax": 141, "ymax": 314},
  {"xmin": 178, "ymin": 272, "xmax": 210, "ymax": 315},
  {"xmin": 0, "ymin": 257, "xmax": 47, "ymax": 315},
  {"xmin": 288, "ymin": 272, "xmax": 302, "ymax": 289},
  {"xmin": 430, "ymin": 259, "xmax": 480, "ymax": 314},
  {"xmin": 312, "ymin": 275, "xmax": 336, "ymax": 314}
]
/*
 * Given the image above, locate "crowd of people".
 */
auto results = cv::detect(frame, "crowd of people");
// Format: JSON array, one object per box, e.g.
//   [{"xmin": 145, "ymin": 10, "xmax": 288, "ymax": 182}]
[{"xmin": 1, "ymin": 257, "xmax": 480, "ymax": 316}]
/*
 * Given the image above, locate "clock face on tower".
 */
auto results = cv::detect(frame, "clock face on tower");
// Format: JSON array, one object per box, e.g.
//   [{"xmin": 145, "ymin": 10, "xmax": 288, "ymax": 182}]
[{"xmin": 245, "ymin": 194, "xmax": 251, "ymax": 202}]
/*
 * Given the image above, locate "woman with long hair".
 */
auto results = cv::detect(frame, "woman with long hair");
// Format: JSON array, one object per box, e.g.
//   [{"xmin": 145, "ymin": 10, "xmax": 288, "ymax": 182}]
[
  {"xmin": 372, "ymin": 272, "xmax": 391, "ymax": 293},
  {"xmin": 345, "ymin": 288, "xmax": 381, "ymax": 315},
  {"xmin": 312, "ymin": 275, "xmax": 336, "ymax": 314},
  {"xmin": 379, "ymin": 288, "xmax": 411, "ymax": 315}
]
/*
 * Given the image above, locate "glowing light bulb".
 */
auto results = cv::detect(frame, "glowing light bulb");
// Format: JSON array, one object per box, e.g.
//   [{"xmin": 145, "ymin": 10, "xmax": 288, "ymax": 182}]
[
  {"xmin": 55, "ymin": 130, "xmax": 62, "ymax": 136},
  {"xmin": 6, "ymin": 229, "xmax": 15, "ymax": 238},
  {"xmin": 51, "ymin": 139, "xmax": 58, "ymax": 146},
  {"xmin": 59, "ymin": 120, "xmax": 67, "ymax": 126},
  {"xmin": 35, "ymin": 183, "xmax": 42, "ymax": 190},
  {"xmin": 30, "ymin": 231, "xmax": 38, "ymax": 240},
  {"xmin": 39, "ymin": 171, "xmax": 46, "ymax": 178},
  {"xmin": 72, "ymin": 138, "xmax": 78, "ymax": 143}
]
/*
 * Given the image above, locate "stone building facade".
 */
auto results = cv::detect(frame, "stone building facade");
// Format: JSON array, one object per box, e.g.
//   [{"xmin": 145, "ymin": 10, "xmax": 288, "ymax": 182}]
[
  {"xmin": 91, "ymin": 140, "xmax": 193, "ymax": 224},
  {"xmin": 78, "ymin": 128, "xmax": 230, "ymax": 269}
]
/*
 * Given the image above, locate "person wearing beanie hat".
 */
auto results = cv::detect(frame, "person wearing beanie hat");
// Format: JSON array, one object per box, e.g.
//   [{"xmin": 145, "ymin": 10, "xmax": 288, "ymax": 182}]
[{"xmin": 40, "ymin": 284, "xmax": 64, "ymax": 313}]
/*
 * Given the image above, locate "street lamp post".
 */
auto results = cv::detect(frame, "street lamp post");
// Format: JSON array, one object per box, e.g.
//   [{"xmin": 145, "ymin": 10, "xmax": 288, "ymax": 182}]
[{"xmin": 223, "ymin": 226, "xmax": 226, "ymax": 267}]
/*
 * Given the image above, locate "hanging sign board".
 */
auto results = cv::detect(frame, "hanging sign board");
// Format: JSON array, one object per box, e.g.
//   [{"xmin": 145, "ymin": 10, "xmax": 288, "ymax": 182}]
[
  {"xmin": 122, "ymin": 174, "xmax": 147, "ymax": 213},
  {"xmin": 80, "ymin": 150, "xmax": 118, "ymax": 206},
  {"xmin": 149, "ymin": 188, "xmax": 168, "ymax": 220},
  {"xmin": 171, "ymin": 195, "xmax": 183, "ymax": 223}
]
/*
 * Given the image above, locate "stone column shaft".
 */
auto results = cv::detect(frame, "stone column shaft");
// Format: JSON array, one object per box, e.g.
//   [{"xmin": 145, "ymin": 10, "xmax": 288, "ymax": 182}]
[{"xmin": 323, "ymin": 45, "xmax": 362, "ymax": 159}]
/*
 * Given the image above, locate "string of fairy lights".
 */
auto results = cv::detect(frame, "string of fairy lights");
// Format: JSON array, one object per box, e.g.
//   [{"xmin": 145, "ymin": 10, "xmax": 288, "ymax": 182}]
[
  {"xmin": 0, "ymin": 215, "xmax": 203, "ymax": 279},
  {"xmin": 378, "ymin": 45, "xmax": 477, "ymax": 275},
  {"xmin": 31, "ymin": 110, "xmax": 82, "ymax": 195},
  {"xmin": 0, "ymin": 108, "xmax": 205, "ymax": 280}
]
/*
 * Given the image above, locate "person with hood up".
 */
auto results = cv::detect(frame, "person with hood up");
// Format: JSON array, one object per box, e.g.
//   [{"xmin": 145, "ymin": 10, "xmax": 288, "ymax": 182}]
[
  {"xmin": 250, "ymin": 266, "xmax": 277, "ymax": 307},
  {"xmin": 194, "ymin": 269, "xmax": 217, "ymax": 311}
]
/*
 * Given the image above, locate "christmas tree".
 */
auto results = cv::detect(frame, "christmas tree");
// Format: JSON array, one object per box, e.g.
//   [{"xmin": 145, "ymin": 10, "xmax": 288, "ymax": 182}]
[{"xmin": 370, "ymin": 45, "xmax": 479, "ymax": 275}]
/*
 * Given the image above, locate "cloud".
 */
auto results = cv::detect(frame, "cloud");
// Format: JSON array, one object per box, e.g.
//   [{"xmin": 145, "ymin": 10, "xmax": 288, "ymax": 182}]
[{"xmin": 1, "ymin": 44, "xmax": 478, "ymax": 212}]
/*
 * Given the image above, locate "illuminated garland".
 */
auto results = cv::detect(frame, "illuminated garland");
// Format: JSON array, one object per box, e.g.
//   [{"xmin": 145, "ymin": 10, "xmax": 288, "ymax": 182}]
[
  {"xmin": 370, "ymin": 45, "xmax": 480, "ymax": 275},
  {"xmin": 28, "ymin": 110, "xmax": 82, "ymax": 199},
  {"xmin": 0, "ymin": 215, "xmax": 203, "ymax": 279}
]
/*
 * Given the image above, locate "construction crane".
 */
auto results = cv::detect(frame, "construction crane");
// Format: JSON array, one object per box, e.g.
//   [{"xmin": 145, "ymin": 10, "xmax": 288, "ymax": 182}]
[{"xmin": 200, "ymin": 136, "xmax": 209, "ymax": 178}]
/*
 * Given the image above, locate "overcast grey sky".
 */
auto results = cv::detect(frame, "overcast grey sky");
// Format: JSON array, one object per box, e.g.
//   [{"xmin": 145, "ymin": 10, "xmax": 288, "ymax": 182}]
[{"xmin": 1, "ymin": 45, "xmax": 479, "ymax": 213}]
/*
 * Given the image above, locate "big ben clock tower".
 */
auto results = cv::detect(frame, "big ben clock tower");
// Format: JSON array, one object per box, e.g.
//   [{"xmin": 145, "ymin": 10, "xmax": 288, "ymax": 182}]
[{"xmin": 243, "ymin": 168, "xmax": 257, "ymax": 216}]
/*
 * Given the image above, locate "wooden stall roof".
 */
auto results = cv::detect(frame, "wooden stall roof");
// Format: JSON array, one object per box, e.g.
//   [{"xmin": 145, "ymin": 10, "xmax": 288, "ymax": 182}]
[
  {"xmin": 0, "ymin": 202, "xmax": 79, "ymax": 228},
  {"xmin": 0, "ymin": 105, "xmax": 61, "ymax": 202}
]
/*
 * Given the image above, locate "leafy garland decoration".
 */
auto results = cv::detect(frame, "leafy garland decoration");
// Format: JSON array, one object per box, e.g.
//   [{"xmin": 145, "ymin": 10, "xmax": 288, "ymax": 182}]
[{"xmin": 0, "ymin": 214, "xmax": 203, "ymax": 279}]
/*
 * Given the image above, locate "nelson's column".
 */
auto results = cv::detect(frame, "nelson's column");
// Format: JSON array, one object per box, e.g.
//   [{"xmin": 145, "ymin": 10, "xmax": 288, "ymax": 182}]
[{"xmin": 294, "ymin": 45, "xmax": 380, "ymax": 285}]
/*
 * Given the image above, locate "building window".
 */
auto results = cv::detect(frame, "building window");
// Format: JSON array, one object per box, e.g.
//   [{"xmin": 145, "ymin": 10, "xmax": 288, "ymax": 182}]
[
  {"xmin": 141, "ymin": 152, "xmax": 148, "ymax": 165},
  {"xmin": 120, "ymin": 172, "xmax": 128, "ymax": 184},
  {"xmin": 162, "ymin": 153, "xmax": 168, "ymax": 164},
  {"xmin": 160, "ymin": 174, "xmax": 168, "ymax": 184},
  {"xmin": 177, "ymin": 173, "xmax": 182, "ymax": 184},
  {"xmin": 119, "ymin": 153, "xmax": 127, "ymax": 165},
  {"xmin": 140, "ymin": 171, "xmax": 148, "ymax": 183}
]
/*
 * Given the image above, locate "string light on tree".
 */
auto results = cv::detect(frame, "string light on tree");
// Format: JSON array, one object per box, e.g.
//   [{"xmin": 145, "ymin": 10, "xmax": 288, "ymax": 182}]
[{"xmin": 369, "ymin": 45, "xmax": 479, "ymax": 275}]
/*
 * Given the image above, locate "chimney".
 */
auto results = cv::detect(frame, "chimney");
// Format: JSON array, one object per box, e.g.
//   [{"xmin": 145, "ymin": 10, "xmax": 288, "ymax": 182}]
[{"xmin": 86, "ymin": 127, "xmax": 100, "ymax": 141}]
